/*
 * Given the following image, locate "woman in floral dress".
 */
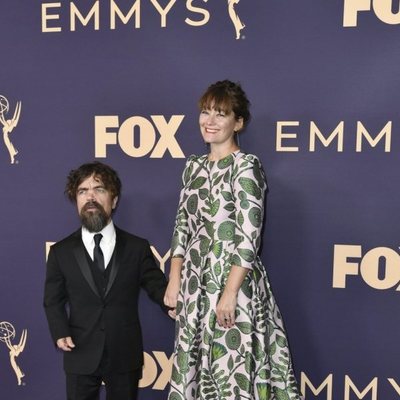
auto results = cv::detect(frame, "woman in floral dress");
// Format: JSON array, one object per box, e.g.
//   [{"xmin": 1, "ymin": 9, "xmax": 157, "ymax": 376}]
[{"xmin": 164, "ymin": 80, "xmax": 302, "ymax": 400}]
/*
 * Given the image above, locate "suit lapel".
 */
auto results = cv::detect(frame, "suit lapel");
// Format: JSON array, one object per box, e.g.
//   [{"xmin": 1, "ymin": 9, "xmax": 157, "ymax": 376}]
[
  {"xmin": 72, "ymin": 234, "xmax": 101, "ymax": 298},
  {"xmin": 104, "ymin": 227, "xmax": 124, "ymax": 297}
]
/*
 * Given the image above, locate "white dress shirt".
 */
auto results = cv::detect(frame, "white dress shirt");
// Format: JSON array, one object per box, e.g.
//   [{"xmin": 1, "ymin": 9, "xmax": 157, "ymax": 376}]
[{"xmin": 81, "ymin": 221, "xmax": 116, "ymax": 268}]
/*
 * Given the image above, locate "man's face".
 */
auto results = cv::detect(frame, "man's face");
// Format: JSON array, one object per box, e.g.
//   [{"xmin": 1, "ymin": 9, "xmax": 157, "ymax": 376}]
[{"xmin": 76, "ymin": 174, "xmax": 118, "ymax": 232}]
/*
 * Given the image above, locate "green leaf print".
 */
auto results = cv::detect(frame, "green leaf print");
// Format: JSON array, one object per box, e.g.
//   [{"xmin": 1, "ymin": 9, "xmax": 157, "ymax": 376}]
[
  {"xmin": 225, "ymin": 328, "xmax": 241, "ymax": 350},
  {"xmin": 238, "ymin": 177, "xmax": 262, "ymax": 199},
  {"xmin": 187, "ymin": 194, "xmax": 198, "ymax": 214},
  {"xmin": 228, "ymin": 355, "xmax": 234, "ymax": 371},
  {"xmin": 217, "ymin": 154, "xmax": 234, "ymax": 169},
  {"xmin": 240, "ymin": 200, "xmax": 250, "ymax": 210},
  {"xmin": 214, "ymin": 261, "xmax": 222, "ymax": 276},
  {"xmin": 190, "ymin": 176, "xmax": 207, "ymax": 189},
  {"xmin": 253, "ymin": 162, "xmax": 265, "ymax": 187},
  {"xmin": 176, "ymin": 300, "xmax": 183, "ymax": 316},
  {"xmin": 234, "ymin": 373, "xmax": 251, "ymax": 392},
  {"xmin": 274, "ymin": 387, "xmax": 290, "ymax": 400},
  {"xmin": 244, "ymin": 352, "xmax": 255, "ymax": 374},
  {"xmin": 231, "ymin": 254, "xmax": 242, "ymax": 267},
  {"xmin": 209, "ymin": 199, "xmax": 220, "ymax": 217},
  {"xmin": 256, "ymin": 383, "xmax": 271, "ymax": 400},
  {"xmin": 221, "ymin": 191, "xmax": 233, "ymax": 201},
  {"xmin": 189, "ymin": 249, "xmax": 201, "ymax": 267},
  {"xmin": 204, "ymin": 218, "xmax": 215, "ymax": 237},
  {"xmin": 253, "ymin": 336, "xmax": 264, "ymax": 361},
  {"xmin": 200, "ymin": 237, "xmax": 211, "ymax": 256},
  {"xmin": 218, "ymin": 221, "xmax": 235, "ymax": 240},
  {"xmin": 213, "ymin": 174, "xmax": 224, "ymax": 186},
  {"xmin": 269, "ymin": 341, "xmax": 276, "ymax": 356},
  {"xmin": 171, "ymin": 365, "xmax": 182, "ymax": 385},
  {"xmin": 214, "ymin": 328, "xmax": 226, "ymax": 339},
  {"xmin": 278, "ymin": 356, "xmax": 290, "ymax": 366},
  {"xmin": 238, "ymin": 190, "xmax": 247, "ymax": 200},
  {"xmin": 228, "ymin": 211, "xmax": 236, "ymax": 220},
  {"xmin": 169, "ymin": 391, "xmax": 184, "ymax": 400},
  {"xmin": 188, "ymin": 277, "xmax": 198, "ymax": 295},
  {"xmin": 237, "ymin": 248, "xmax": 254, "ymax": 262},
  {"xmin": 258, "ymin": 369, "xmax": 270, "ymax": 380},
  {"xmin": 187, "ymin": 300, "xmax": 196, "ymax": 314},
  {"xmin": 237, "ymin": 211, "xmax": 244, "ymax": 226},
  {"xmin": 212, "ymin": 242, "xmax": 222, "ymax": 258},
  {"xmin": 206, "ymin": 282, "xmax": 218, "ymax": 294},
  {"xmin": 199, "ymin": 188, "xmax": 209, "ymax": 200},
  {"xmin": 200, "ymin": 295, "xmax": 210, "ymax": 314},
  {"xmin": 224, "ymin": 203, "xmax": 235, "ymax": 212},
  {"xmin": 177, "ymin": 346, "xmax": 189, "ymax": 373},
  {"xmin": 240, "ymin": 279, "xmax": 252, "ymax": 298},
  {"xmin": 223, "ymin": 170, "xmax": 231, "ymax": 183},
  {"xmin": 204, "ymin": 329, "xmax": 212, "ymax": 345},
  {"xmin": 170, "ymin": 234, "xmax": 179, "ymax": 253},
  {"xmin": 234, "ymin": 235, "xmax": 244, "ymax": 247},
  {"xmin": 212, "ymin": 343, "xmax": 228, "ymax": 361},
  {"xmin": 276, "ymin": 335, "xmax": 288, "ymax": 348},
  {"xmin": 236, "ymin": 322, "xmax": 252, "ymax": 334},
  {"xmin": 209, "ymin": 310, "xmax": 217, "ymax": 328},
  {"xmin": 203, "ymin": 271, "xmax": 212, "ymax": 284},
  {"xmin": 249, "ymin": 206, "xmax": 262, "ymax": 227}
]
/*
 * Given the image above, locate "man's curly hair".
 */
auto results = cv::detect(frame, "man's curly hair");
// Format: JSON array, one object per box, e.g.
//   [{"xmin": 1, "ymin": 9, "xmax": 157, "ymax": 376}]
[{"xmin": 65, "ymin": 161, "xmax": 122, "ymax": 202}]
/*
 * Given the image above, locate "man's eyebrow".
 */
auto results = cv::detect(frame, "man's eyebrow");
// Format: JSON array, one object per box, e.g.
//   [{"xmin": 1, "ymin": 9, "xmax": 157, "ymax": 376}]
[{"xmin": 77, "ymin": 184, "xmax": 105, "ymax": 190}]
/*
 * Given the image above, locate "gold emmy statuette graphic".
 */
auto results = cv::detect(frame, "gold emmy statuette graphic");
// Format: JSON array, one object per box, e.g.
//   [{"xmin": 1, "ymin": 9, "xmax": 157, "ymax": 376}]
[
  {"xmin": 201, "ymin": 0, "xmax": 245, "ymax": 39},
  {"xmin": 0, "ymin": 321, "xmax": 27, "ymax": 386},
  {"xmin": 227, "ymin": 0, "xmax": 245, "ymax": 39},
  {"xmin": 0, "ymin": 95, "xmax": 22, "ymax": 164}
]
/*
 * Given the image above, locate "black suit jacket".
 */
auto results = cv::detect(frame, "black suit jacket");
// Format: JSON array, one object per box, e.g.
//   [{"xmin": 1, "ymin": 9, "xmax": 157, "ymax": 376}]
[{"xmin": 43, "ymin": 226, "xmax": 168, "ymax": 374}]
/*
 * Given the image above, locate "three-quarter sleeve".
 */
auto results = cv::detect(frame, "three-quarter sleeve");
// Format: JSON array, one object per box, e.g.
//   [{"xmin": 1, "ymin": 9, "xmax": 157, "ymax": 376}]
[
  {"xmin": 231, "ymin": 154, "xmax": 267, "ymax": 269},
  {"xmin": 170, "ymin": 156, "xmax": 195, "ymax": 258}
]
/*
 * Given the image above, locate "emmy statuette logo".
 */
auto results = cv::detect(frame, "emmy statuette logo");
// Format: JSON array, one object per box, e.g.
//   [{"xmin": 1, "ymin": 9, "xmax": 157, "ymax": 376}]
[
  {"xmin": 0, "ymin": 95, "xmax": 22, "ymax": 164},
  {"xmin": 226, "ymin": 0, "xmax": 245, "ymax": 39},
  {"xmin": 0, "ymin": 321, "xmax": 27, "ymax": 386}
]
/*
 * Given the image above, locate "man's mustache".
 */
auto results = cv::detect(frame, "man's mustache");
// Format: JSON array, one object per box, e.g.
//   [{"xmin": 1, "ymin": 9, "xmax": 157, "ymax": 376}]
[{"xmin": 82, "ymin": 201, "xmax": 102, "ymax": 212}]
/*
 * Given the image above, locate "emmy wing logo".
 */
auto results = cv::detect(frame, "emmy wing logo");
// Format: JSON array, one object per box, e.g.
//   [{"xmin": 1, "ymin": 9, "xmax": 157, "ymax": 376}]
[
  {"xmin": 0, "ymin": 321, "xmax": 27, "ymax": 386},
  {"xmin": 0, "ymin": 95, "xmax": 22, "ymax": 164}
]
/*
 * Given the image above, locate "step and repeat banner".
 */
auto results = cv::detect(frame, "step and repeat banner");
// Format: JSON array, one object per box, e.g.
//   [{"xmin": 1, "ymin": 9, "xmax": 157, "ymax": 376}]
[{"xmin": 1, "ymin": 1, "xmax": 399, "ymax": 399}]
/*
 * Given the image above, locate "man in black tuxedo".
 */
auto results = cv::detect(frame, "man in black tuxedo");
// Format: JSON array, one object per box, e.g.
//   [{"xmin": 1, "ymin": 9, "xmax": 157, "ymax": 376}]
[{"xmin": 44, "ymin": 162, "xmax": 169, "ymax": 400}]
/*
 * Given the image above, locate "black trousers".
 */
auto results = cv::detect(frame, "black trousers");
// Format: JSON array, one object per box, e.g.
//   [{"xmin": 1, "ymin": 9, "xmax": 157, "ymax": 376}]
[{"xmin": 66, "ymin": 349, "xmax": 141, "ymax": 400}]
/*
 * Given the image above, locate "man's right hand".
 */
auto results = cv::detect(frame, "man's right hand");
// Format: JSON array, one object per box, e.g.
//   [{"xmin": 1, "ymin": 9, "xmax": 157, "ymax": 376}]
[{"xmin": 56, "ymin": 336, "xmax": 75, "ymax": 352}]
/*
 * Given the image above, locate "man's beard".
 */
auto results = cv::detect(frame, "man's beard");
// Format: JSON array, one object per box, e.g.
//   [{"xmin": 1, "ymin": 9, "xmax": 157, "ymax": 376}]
[{"xmin": 80, "ymin": 201, "xmax": 109, "ymax": 233}]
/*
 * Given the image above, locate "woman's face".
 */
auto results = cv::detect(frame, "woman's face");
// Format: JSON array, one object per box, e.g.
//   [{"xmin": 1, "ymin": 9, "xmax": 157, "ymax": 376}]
[{"xmin": 199, "ymin": 105, "xmax": 243, "ymax": 146}]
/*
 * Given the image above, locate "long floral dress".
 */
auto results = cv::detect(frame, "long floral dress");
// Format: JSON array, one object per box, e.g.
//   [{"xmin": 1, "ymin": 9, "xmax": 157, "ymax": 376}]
[{"xmin": 168, "ymin": 150, "xmax": 301, "ymax": 400}]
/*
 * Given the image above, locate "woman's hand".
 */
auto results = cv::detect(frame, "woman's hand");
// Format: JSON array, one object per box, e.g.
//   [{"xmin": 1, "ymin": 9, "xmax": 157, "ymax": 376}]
[
  {"xmin": 164, "ymin": 279, "xmax": 179, "ymax": 320},
  {"xmin": 56, "ymin": 336, "xmax": 75, "ymax": 352},
  {"xmin": 216, "ymin": 265, "xmax": 249, "ymax": 328},
  {"xmin": 164, "ymin": 257, "xmax": 183, "ymax": 320},
  {"xmin": 216, "ymin": 288, "xmax": 238, "ymax": 328},
  {"xmin": 164, "ymin": 277, "xmax": 180, "ymax": 309},
  {"xmin": 168, "ymin": 308, "xmax": 177, "ymax": 319}
]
